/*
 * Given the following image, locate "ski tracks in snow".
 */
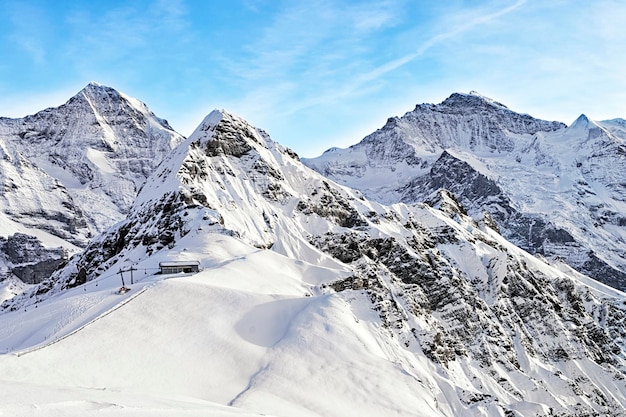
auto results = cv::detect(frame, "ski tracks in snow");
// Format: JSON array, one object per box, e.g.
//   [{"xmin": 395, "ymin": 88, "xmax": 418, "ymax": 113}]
[{"xmin": 14, "ymin": 282, "xmax": 159, "ymax": 357}]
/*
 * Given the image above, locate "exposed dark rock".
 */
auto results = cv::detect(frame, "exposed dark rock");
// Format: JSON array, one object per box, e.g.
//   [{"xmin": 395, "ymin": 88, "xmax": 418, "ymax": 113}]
[
  {"xmin": 400, "ymin": 151, "xmax": 626, "ymax": 290},
  {"xmin": 204, "ymin": 115, "xmax": 256, "ymax": 157},
  {"xmin": 296, "ymin": 182, "xmax": 367, "ymax": 228},
  {"xmin": 0, "ymin": 233, "xmax": 67, "ymax": 284},
  {"xmin": 12, "ymin": 258, "xmax": 67, "ymax": 285}
]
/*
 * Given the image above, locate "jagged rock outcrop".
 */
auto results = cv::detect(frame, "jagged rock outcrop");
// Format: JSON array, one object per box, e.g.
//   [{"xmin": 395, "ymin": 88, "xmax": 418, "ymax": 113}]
[
  {"xmin": 0, "ymin": 234, "xmax": 67, "ymax": 284},
  {"xmin": 0, "ymin": 82, "xmax": 184, "ymax": 234}
]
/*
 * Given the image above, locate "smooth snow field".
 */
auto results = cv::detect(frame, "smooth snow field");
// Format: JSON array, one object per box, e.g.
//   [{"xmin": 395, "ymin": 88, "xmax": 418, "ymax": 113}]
[{"xmin": 0, "ymin": 235, "xmax": 443, "ymax": 417}]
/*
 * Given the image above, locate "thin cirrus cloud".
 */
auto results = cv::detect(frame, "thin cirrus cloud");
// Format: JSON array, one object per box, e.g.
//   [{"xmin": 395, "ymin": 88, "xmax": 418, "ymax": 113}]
[
  {"xmin": 224, "ymin": 2, "xmax": 395, "ymax": 82},
  {"xmin": 355, "ymin": 0, "xmax": 528, "ymax": 84},
  {"xmin": 0, "ymin": 0, "xmax": 625, "ymax": 157},
  {"xmin": 219, "ymin": 0, "xmax": 533, "ymax": 152},
  {"xmin": 5, "ymin": 2, "xmax": 51, "ymax": 65},
  {"xmin": 63, "ymin": 1, "xmax": 191, "ymax": 70},
  {"xmin": 217, "ymin": 1, "xmax": 408, "ymax": 118},
  {"xmin": 432, "ymin": 0, "xmax": 626, "ymax": 125}
]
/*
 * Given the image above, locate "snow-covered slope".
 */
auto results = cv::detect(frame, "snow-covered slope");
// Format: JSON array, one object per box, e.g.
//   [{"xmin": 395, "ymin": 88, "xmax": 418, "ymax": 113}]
[
  {"xmin": 303, "ymin": 92, "xmax": 626, "ymax": 290},
  {"xmin": 0, "ymin": 83, "xmax": 184, "ymax": 284},
  {"xmin": 3, "ymin": 109, "xmax": 626, "ymax": 416},
  {"xmin": 0, "ymin": 82, "xmax": 184, "ymax": 235}
]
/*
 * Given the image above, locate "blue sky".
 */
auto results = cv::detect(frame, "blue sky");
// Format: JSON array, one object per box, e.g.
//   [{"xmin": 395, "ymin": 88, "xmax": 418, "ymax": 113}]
[{"xmin": 1, "ymin": 0, "xmax": 625, "ymax": 157}]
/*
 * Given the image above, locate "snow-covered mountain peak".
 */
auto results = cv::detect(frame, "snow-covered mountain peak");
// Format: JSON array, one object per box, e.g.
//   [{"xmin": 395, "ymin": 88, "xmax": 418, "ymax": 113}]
[
  {"xmin": 82, "ymin": 80, "xmax": 108, "ymax": 92},
  {"xmin": 70, "ymin": 82, "xmax": 128, "ymax": 110},
  {"xmin": 562, "ymin": 113, "xmax": 616, "ymax": 148},
  {"xmin": 568, "ymin": 113, "xmax": 593, "ymax": 129},
  {"xmin": 195, "ymin": 108, "xmax": 227, "ymax": 127},
  {"xmin": 189, "ymin": 109, "xmax": 277, "ymax": 160},
  {"xmin": 0, "ymin": 84, "xmax": 185, "ymax": 285},
  {"xmin": 190, "ymin": 109, "xmax": 244, "ymax": 139},
  {"xmin": 565, "ymin": 113, "xmax": 610, "ymax": 136},
  {"xmin": 303, "ymin": 93, "xmax": 567, "ymax": 206},
  {"xmin": 406, "ymin": 92, "xmax": 566, "ymax": 149},
  {"xmin": 12, "ymin": 84, "xmax": 185, "ymax": 226},
  {"xmin": 193, "ymin": 108, "xmax": 256, "ymax": 133},
  {"xmin": 304, "ymin": 92, "xmax": 626, "ymax": 292},
  {"xmin": 71, "ymin": 82, "xmax": 177, "ymax": 132},
  {"xmin": 186, "ymin": 109, "xmax": 225, "ymax": 141},
  {"xmin": 602, "ymin": 117, "xmax": 626, "ymax": 127},
  {"xmin": 436, "ymin": 91, "xmax": 509, "ymax": 112}
]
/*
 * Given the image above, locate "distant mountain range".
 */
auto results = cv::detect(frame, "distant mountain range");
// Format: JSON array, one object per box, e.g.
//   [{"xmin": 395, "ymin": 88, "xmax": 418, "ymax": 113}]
[
  {"xmin": 304, "ymin": 91, "xmax": 626, "ymax": 291},
  {"xmin": 0, "ymin": 85, "xmax": 625, "ymax": 417}
]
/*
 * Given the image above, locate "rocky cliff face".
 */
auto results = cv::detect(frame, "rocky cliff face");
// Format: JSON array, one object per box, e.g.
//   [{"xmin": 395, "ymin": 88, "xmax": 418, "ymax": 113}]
[
  {"xmin": 0, "ymin": 82, "xmax": 184, "ymax": 234},
  {"xmin": 0, "ymin": 83, "xmax": 184, "ymax": 284},
  {"xmin": 364, "ymin": 92, "xmax": 565, "ymax": 156},
  {"xmin": 303, "ymin": 92, "xmax": 626, "ymax": 291},
  {"xmin": 0, "ymin": 234, "xmax": 67, "ymax": 284},
  {"xmin": 10, "ymin": 108, "xmax": 626, "ymax": 416}
]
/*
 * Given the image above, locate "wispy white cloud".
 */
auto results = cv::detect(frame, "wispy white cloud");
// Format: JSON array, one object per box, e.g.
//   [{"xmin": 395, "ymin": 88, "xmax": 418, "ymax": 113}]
[
  {"xmin": 63, "ymin": 0, "xmax": 192, "ymax": 74},
  {"xmin": 224, "ymin": 0, "xmax": 404, "ymax": 82},
  {"xmin": 150, "ymin": 0, "xmax": 189, "ymax": 30},
  {"xmin": 208, "ymin": 0, "xmax": 539, "ymax": 155},
  {"xmin": 237, "ymin": 0, "xmax": 527, "ymax": 119},
  {"xmin": 425, "ymin": 0, "xmax": 626, "ymax": 123},
  {"xmin": 241, "ymin": 0, "xmax": 270, "ymax": 14},
  {"xmin": 329, "ymin": 0, "xmax": 528, "ymax": 97},
  {"xmin": 7, "ymin": 3, "xmax": 51, "ymax": 64},
  {"xmin": 118, "ymin": 0, "xmax": 626, "ymax": 149},
  {"xmin": 347, "ymin": 0, "xmax": 402, "ymax": 32},
  {"xmin": 219, "ymin": 1, "xmax": 406, "ymax": 118}
]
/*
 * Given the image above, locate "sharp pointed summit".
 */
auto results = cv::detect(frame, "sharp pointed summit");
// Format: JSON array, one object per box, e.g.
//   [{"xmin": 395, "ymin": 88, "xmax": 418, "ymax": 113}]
[
  {"xmin": 569, "ymin": 113, "xmax": 591, "ymax": 128},
  {"xmin": 0, "ymin": 84, "xmax": 185, "ymax": 284},
  {"xmin": 565, "ymin": 113, "xmax": 608, "ymax": 134}
]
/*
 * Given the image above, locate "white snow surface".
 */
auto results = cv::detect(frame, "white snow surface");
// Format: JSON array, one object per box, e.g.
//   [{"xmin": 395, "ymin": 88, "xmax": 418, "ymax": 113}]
[
  {"xmin": 0, "ymin": 83, "xmax": 184, "ymax": 286},
  {"xmin": 2, "ymin": 227, "xmax": 626, "ymax": 416},
  {"xmin": 0, "ymin": 235, "xmax": 438, "ymax": 417},
  {"xmin": 2, "ymin": 108, "xmax": 626, "ymax": 416},
  {"xmin": 3, "ymin": 229, "xmax": 622, "ymax": 417}
]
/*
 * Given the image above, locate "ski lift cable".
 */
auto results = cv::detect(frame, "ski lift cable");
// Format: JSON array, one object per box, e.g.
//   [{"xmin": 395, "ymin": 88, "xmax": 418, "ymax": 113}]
[
  {"xmin": 30, "ymin": 265, "xmax": 172, "ymax": 307},
  {"xmin": 24, "ymin": 263, "xmax": 197, "ymax": 310},
  {"xmin": 83, "ymin": 266, "xmax": 161, "ymax": 288}
]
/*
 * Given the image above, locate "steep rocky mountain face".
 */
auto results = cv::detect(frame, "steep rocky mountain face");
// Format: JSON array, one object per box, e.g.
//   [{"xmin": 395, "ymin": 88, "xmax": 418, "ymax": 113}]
[
  {"xmin": 303, "ymin": 92, "xmax": 626, "ymax": 291},
  {"xmin": 0, "ymin": 83, "xmax": 184, "ymax": 284},
  {"xmin": 9, "ymin": 109, "xmax": 626, "ymax": 416}
]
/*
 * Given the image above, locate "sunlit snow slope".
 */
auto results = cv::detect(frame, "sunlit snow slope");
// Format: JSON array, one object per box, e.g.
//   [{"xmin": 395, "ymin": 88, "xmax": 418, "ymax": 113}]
[{"xmin": 2, "ymin": 109, "xmax": 626, "ymax": 417}]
